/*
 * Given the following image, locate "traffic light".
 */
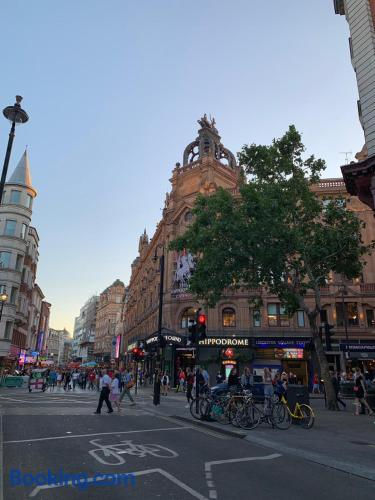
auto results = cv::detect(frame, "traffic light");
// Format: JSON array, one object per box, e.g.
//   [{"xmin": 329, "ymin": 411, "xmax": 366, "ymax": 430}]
[
  {"xmin": 324, "ymin": 323, "xmax": 335, "ymax": 351},
  {"xmin": 197, "ymin": 313, "xmax": 207, "ymax": 340},
  {"xmin": 131, "ymin": 347, "xmax": 145, "ymax": 362}
]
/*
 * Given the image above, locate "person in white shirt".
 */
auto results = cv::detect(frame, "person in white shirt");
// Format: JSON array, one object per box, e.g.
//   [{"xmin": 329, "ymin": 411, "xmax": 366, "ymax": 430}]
[
  {"xmin": 94, "ymin": 369, "xmax": 113, "ymax": 414},
  {"xmin": 110, "ymin": 372, "xmax": 121, "ymax": 412}
]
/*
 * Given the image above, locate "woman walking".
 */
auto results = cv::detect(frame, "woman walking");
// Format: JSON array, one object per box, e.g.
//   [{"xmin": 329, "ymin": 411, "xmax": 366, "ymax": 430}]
[
  {"xmin": 185, "ymin": 367, "xmax": 194, "ymax": 408},
  {"xmin": 353, "ymin": 367, "xmax": 373, "ymax": 416},
  {"xmin": 110, "ymin": 372, "xmax": 121, "ymax": 412}
]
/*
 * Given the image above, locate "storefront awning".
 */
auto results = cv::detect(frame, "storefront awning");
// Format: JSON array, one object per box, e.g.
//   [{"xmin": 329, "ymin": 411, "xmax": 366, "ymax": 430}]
[{"xmin": 144, "ymin": 329, "xmax": 187, "ymax": 348}]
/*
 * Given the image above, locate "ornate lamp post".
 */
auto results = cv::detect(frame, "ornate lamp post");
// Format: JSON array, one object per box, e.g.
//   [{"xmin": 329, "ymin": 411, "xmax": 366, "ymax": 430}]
[
  {"xmin": 153, "ymin": 244, "xmax": 165, "ymax": 406},
  {"xmin": 0, "ymin": 289, "xmax": 8, "ymax": 322},
  {"xmin": 0, "ymin": 96, "xmax": 29, "ymax": 202}
]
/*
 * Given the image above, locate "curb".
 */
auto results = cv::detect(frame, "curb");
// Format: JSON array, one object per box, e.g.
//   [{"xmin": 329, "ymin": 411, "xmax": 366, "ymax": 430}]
[{"xmin": 171, "ymin": 415, "xmax": 247, "ymax": 439}]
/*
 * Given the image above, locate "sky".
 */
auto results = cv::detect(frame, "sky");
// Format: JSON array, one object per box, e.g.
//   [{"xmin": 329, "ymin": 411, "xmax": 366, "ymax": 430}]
[{"xmin": 0, "ymin": 0, "xmax": 363, "ymax": 334}]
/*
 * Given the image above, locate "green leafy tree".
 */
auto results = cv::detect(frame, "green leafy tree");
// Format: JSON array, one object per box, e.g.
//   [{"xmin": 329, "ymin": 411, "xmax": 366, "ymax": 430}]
[{"xmin": 171, "ymin": 126, "xmax": 372, "ymax": 410}]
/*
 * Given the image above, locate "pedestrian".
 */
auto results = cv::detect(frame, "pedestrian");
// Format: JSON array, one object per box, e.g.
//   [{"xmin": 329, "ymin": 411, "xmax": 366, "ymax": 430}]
[
  {"xmin": 88, "ymin": 371, "xmax": 96, "ymax": 390},
  {"xmin": 72, "ymin": 370, "xmax": 79, "ymax": 390},
  {"xmin": 175, "ymin": 369, "xmax": 182, "ymax": 393},
  {"xmin": 94, "ymin": 369, "xmax": 113, "ymax": 414},
  {"xmin": 161, "ymin": 372, "xmax": 169, "ymax": 396},
  {"xmin": 119, "ymin": 368, "xmax": 136, "ymax": 408},
  {"xmin": 179, "ymin": 370, "xmax": 186, "ymax": 392},
  {"xmin": 330, "ymin": 371, "xmax": 346, "ymax": 410},
  {"xmin": 202, "ymin": 367, "xmax": 210, "ymax": 388},
  {"xmin": 312, "ymin": 373, "xmax": 320, "ymax": 394},
  {"xmin": 57, "ymin": 370, "xmax": 62, "ymax": 389},
  {"xmin": 228, "ymin": 367, "xmax": 240, "ymax": 392},
  {"xmin": 110, "ymin": 372, "xmax": 121, "ymax": 412},
  {"xmin": 263, "ymin": 367, "xmax": 274, "ymax": 399},
  {"xmin": 185, "ymin": 367, "xmax": 194, "ymax": 408},
  {"xmin": 353, "ymin": 367, "xmax": 373, "ymax": 416},
  {"xmin": 240, "ymin": 367, "xmax": 253, "ymax": 389},
  {"xmin": 64, "ymin": 371, "xmax": 71, "ymax": 391}
]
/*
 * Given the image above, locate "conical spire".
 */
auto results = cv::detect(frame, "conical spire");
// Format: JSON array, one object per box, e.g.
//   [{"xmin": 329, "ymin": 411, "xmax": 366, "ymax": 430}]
[{"xmin": 8, "ymin": 150, "xmax": 33, "ymax": 189}]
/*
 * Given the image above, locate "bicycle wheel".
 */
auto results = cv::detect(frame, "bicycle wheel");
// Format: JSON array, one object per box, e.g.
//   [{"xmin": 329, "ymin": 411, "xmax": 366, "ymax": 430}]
[
  {"xmin": 199, "ymin": 397, "xmax": 213, "ymax": 421},
  {"xmin": 237, "ymin": 403, "xmax": 261, "ymax": 430},
  {"xmin": 189, "ymin": 398, "xmax": 201, "ymax": 420},
  {"xmin": 271, "ymin": 402, "xmax": 292, "ymax": 430},
  {"xmin": 298, "ymin": 404, "xmax": 315, "ymax": 429}
]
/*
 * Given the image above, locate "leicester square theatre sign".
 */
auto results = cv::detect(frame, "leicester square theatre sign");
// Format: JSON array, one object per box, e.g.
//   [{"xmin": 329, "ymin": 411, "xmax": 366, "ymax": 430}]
[{"xmin": 198, "ymin": 337, "xmax": 250, "ymax": 348}]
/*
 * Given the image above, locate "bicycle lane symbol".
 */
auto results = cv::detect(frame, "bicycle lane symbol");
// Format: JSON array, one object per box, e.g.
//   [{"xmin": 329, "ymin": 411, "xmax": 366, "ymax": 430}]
[{"xmin": 88, "ymin": 439, "xmax": 179, "ymax": 465}]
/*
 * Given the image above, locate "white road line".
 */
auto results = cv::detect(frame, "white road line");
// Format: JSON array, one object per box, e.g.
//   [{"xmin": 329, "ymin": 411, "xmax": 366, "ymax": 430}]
[
  {"xmin": 4, "ymin": 425, "xmax": 192, "ymax": 444},
  {"xmin": 204, "ymin": 454, "xmax": 281, "ymax": 499},
  {"xmin": 29, "ymin": 468, "xmax": 209, "ymax": 499}
]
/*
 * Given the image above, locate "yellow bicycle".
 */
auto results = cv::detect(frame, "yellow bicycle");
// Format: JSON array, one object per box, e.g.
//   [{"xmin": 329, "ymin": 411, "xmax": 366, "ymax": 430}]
[{"xmin": 275, "ymin": 395, "xmax": 315, "ymax": 429}]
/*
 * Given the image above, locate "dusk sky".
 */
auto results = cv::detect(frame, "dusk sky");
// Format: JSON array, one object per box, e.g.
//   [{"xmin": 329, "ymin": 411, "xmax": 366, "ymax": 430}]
[{"xmin": 0, "ymin": 0, "xmax": 362, "ymax": 334}]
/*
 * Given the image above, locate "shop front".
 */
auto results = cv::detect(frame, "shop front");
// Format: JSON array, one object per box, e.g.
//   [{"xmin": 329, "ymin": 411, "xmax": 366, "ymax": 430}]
[
  {"xmin": 339, "ymin": 341, "xmax": 375, "ymax": 373},
  {"xmin": 253, "ymin": 337, "xmax": 312, "ymax": 385},
  {"xmin": 144, "ymin": 330, "xmax": 187, "ymax": 386},
  {"xmin": 197, "ymin": 336, "xmax": 254, "ymax": 382}
]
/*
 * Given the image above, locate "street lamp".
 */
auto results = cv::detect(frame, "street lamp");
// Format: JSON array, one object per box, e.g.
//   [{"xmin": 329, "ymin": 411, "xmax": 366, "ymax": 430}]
[
  {"xmin": 0, "ymin": 96, "xmax": 29, "ymax": 202},
  {"xmin": 0, "ymin": 289, "xmax": 8, "ymax": 322},
  {"xmin": 153, "ymin": 243, "xmax": 165, "ymax": 406}
]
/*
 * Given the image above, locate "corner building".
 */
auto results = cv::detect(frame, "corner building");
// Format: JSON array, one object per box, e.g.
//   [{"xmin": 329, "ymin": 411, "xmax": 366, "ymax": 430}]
[{"xmin": 123, "ymin": 118, "xmax": 375, "ymax": 386}]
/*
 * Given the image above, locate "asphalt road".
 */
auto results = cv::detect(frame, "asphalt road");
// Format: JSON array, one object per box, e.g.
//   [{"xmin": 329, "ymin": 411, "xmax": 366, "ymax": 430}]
[{"xmin": 0, "ymin": 388, "xmax": 374, "ymax": 500}]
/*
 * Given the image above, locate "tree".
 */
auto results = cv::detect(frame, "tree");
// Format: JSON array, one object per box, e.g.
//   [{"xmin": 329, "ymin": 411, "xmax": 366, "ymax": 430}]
[{"xmin": 170, "ymin": 126, "xmax": 372, "ymax": 410}]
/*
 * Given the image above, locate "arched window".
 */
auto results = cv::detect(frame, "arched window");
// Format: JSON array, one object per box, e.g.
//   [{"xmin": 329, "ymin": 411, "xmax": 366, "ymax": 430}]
[
  {"xmin": 184, "ymin": 211, "xmax": 193, "ymax": 223},
  {"xmin": 222, "ymin": 307, "xmax": 236, "ymax": 327},
  {"xmin": 181, "ymin": 307, "xmax": 196, "ymax": 328}
]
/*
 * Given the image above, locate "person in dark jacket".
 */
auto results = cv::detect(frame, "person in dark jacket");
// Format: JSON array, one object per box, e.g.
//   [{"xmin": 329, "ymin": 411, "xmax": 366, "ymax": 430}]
[
  {"xmin": 330, "ymin": 371, "xmax": 346, "ymax": 410},
  {"xmin": 227, "ymin": 367, "xmax": 240, "ymax": 391}
]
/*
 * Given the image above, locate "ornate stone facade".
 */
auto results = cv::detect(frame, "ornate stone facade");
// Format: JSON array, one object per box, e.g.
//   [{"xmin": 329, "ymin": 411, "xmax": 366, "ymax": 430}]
[
  {"xmin": 94, "ymin": 279, "xmax": 125, "ymax": 362},
  {"xmin": 123, "ymin": 119, "xmax": 375, "ymax": 384}
]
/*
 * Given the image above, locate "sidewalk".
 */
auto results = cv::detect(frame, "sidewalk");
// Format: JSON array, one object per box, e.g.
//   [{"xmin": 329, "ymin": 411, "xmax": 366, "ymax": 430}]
[{"xmin": 135, "ymin": 385, "xmax": 375, "ymax": 481}]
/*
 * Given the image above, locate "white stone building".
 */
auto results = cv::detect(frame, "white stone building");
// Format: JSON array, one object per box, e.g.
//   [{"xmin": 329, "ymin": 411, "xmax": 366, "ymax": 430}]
[{"xmin": 0, "ymin": 151, "xmax": 38, "ymax": 362}]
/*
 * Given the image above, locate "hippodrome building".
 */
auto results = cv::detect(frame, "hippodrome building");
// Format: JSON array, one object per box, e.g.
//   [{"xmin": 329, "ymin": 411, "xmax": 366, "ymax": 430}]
[{"xmin": 122, "ymin": 117, "xmax": 375, "ymax": 386}]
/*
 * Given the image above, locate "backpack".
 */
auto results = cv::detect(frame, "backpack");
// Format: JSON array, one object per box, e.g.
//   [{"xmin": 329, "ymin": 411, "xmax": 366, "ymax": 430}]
[{"xmin": 162, "ymin": 375, "xmax": 168, "ymax": 384}]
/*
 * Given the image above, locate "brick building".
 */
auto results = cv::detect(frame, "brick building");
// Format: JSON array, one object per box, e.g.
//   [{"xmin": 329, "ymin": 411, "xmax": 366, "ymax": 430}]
[
  {"xmin": 94, "ymin": 279, "xmax": 125, "ymax": 363},
  {"xmin": 123, "ymin": 117, "xmax": 375, "ymax": 386}
]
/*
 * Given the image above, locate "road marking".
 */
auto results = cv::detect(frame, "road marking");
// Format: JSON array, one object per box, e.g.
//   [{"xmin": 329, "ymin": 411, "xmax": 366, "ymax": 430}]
[
  {"xmin": 88, "ymin": 439, "xmax": 178, "ymax": 465},
  {"xmin": 0, "ymin": 396, "xmax": 92, "ymax": 404},
  {"xmin": 4, "ymin": 425, "xmax": 191, "ymax": 444},
  {"xmin": 204, "ymin": 454, "xmax": 281, "ymax": 499},
  {"xmin": 29, "ymin": 468, "xmax": 209, "ymax": 499}
]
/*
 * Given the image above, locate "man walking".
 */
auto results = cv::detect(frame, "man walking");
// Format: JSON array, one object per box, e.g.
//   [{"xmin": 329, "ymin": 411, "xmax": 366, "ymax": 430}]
[
  {"xmin": 119, "ymin": 368, "xmax": 136, "ymax": 408},
  {"xmin": 94, "ymin": 369, "xmax": 113, "ymax": 414}
]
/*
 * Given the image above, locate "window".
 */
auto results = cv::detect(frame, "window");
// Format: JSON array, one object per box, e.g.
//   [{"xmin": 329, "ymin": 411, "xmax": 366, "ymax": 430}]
[
  {"xmin": 21, "ymin": 223, "xmax": 28, "ymax": 239},
  {"xmin": 10, "ymin": 287, "xmax": 17, "ymax": 305},
  {"xmin": 181, "ymin": 307, "xmax": 196, "ymax": 328},
  {"xmin": 366, "ymin": 310, "xmax": 374, "ymax": 328},
  {"xmin": 184, "ymin": 211, "xmax": 193, "ymax": 223},
  {"xmin": 253, "ymin": 310, "xmax": 261, "ymax": 327},
  {"xmin": 26, "ymin": 194, "xmax": 33, "ymax": 209},
  {"xmin": 297, "ymin": 310, "xmax": 305, "ymax": 327},
  {"xmin": 336, "ymin": 302, "xmax": 359, "ymax": 327},
  {"xmin": 1, "ymin": 190, "xmax": 5, "ymax": 203},
  {"xmin": 16, "ymin": 254, "xmax": 23, "ymax": 272},
  {"xmin": 4, "ymin": 321, "xmax": 12, "ymax": 339},
  {"xmin": 222, "ymin": 307, "xmax": 236, "ymax": 327},
  {"xmin": 4, "ymin": 220, "xmax": 16, "ymax": 236},
  {"xmin": 10, "ymin": 190, "xmax": 21, "ymax": 204},
  {"xmin": 0, "ymin": 252, "xmax": 11, "ymax": 268},
  {"xmin": 320, "ymin": 310, "xmax": 328, "ymax": 323},
  {"xmin": 267, "ymin": 304, "xmax": 290, "ymax": 327}
]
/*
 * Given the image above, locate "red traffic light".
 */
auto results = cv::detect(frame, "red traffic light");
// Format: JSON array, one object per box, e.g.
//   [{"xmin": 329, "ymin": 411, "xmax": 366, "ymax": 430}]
[{"xmin": 197, "ymin": 314, "xmax": 206, "ymax": 325}]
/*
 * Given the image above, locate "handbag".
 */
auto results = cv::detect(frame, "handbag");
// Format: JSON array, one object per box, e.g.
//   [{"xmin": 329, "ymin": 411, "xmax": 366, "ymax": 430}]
[
  {"xmin": 126, "ymin": 380, "xmax": 135, "ymax": 389},
  {"xmin": 353, "ymin": 385, "xmax": 359, "ymax": 393}
]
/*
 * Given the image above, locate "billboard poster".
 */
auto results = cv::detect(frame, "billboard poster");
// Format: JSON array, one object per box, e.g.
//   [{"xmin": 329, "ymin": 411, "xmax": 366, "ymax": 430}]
[
  {"xmin": 171, "ymin": 250, "xmax": 196, "ymax": 297},
  {"xmin": 115, "ymin": 335, "xmax": 121, "ymax": 359}
]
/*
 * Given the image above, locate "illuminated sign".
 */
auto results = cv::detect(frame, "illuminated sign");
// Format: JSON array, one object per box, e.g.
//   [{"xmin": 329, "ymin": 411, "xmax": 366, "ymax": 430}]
[
  {"xmin": 145, "ymin": 334, "xmax": 184, "ymax": 346},
  {"xmin": 115, "ymin": 335, "xmax": 121, "ymax": 359},
  {"xmin": 199, "ymin": 337, "xmax": 249, "ymax": 347}
]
